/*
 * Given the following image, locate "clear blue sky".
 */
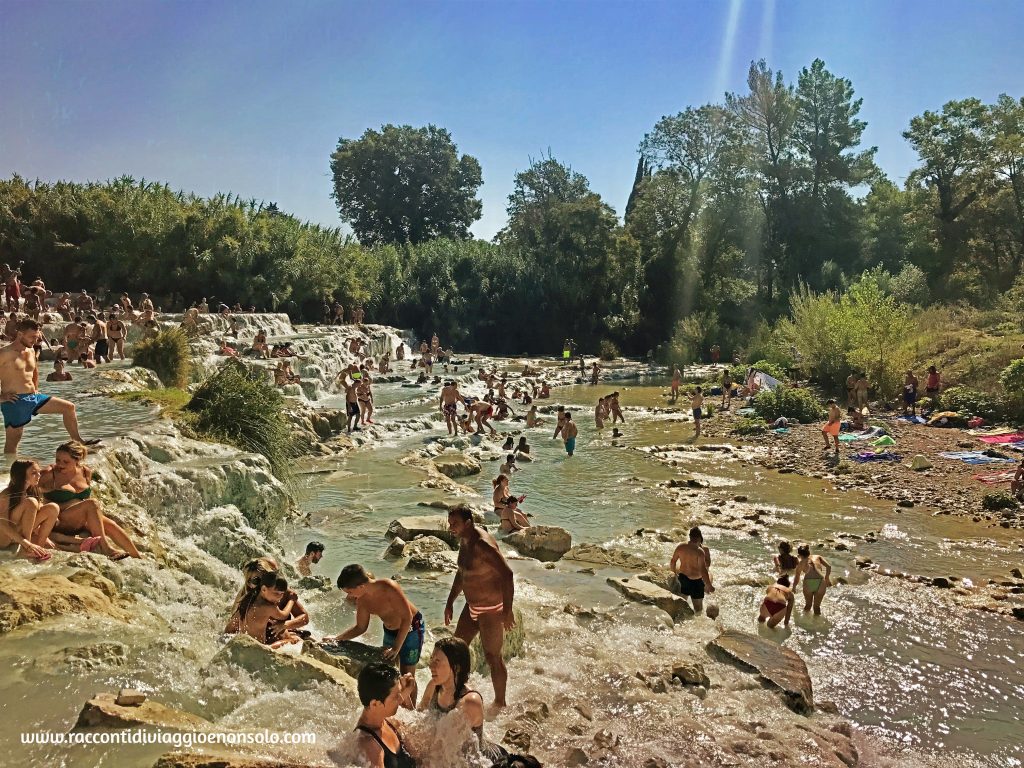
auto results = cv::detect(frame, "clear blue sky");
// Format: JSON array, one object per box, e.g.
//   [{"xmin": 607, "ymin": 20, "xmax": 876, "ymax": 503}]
[{"xmin": 2, "ymin": 0, "xmax": 1023, "ymax": 240}]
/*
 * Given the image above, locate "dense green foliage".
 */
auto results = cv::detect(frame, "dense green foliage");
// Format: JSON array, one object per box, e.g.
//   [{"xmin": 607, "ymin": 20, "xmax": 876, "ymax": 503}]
[
  {"xmin": 733, "ymin": 417, "xmax": 769, "ymax": 436},
  {"xmin": 753, "ymin": 386, "xmax": 825, "ymax": 424},
  {"xmin": 185, "ymin": 361, "xmax": 295, "ymax": 476},
  {"xmin": 330, "ymin": 124, "xmax": 483, "ymax": 245},
  {"xmin": 0, "ymin": 176, "xmax": 380, "ymax": 318},
  {"xmin": 132, "ymin": 329, "xmax": 192, "ymax": 389},
  {"xmin": 2, "ymin": 62, "xmax": 1022, "ymax": 375},
  {"xmin": 939, "ymin": 386, "xmax": 1004, "ymax": 422},
  {"xmin": 982, "ymin": 492, "xmax": 1020, "ymax": 511}
]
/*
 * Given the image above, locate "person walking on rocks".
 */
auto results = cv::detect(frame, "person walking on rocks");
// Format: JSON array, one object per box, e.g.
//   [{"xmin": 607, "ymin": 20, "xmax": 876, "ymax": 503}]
[
  {"xmin": 822, "ymin": 399, "xmax": 841, "ymax": 454},
  {"xmin": 439, "ymin": 380, "xmax": 465, "ymax": 436},
  {"xmin": 670, "ymin": 526, "xmax": 714, "ymax": 615},
  {"xmin": 332, "ymin": 564, "xmax": 424, "ymax": 706},
  {"xmin": 0, "ymin": 319, "xmax": 101, "ymax": 454},
  {"xmin": 793, "ymin": 544, "xmax": 832, "ymax": 616},
  {"xmin": 562, "ymin": 412, "xmax": 578, "ymax": 456},
  {"xmin": 758, "ymin": 576, "xmax": 795, "ymax": 629},
  {"xmin": 444, "ymin": 506, "xmax": 515, "ymax": 708}
]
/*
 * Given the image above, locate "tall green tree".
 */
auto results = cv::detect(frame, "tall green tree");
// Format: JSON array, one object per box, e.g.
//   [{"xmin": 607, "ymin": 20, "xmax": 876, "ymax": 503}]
[{"xmin": 330, "ymin": 124, "xmax": 482, "ymax": 245}]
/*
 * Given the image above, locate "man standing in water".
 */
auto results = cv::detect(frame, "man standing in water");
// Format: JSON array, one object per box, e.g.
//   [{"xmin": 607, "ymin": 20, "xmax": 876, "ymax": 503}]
[
  {"xmin": 562, "ymin": 412, "xmax": 578, "ymax": 456},
  {"xmin": 444, "ymin": 506, "xmax": 515, "ymax": 708},
  {"xmin": 691, "ymin": 386, "xmax": 704, "ymax": 439},
  {"xmin": 0, "ymin": 319, "xmax": 101, "ymax": 454},
  {"xmin": 338, "ymin": 364, "xmax": 361, "ymax": 433},
  {"xmin": 439, "ymin": 380, "xmax": 465, "ymax": 436},
  {"xmin": 669, "ymin": 526, "xmax": 714, "ymax": 615},
  {"xmin": 332, "ymin": 564, "xmax": 424, "ymax": 706}
]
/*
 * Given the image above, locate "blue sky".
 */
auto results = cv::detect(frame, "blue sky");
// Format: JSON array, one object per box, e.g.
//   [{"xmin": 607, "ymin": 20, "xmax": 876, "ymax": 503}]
[{"xmin": 2, "ymin": 0, "xmax": 1023, "ymax": 240}]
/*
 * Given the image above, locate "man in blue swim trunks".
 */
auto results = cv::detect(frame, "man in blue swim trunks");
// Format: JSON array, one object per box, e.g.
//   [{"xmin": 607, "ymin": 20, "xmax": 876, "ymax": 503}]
[
  {"xmin": 0, "ymin": 319, "xmax": 101, "ymax": 454},
  {"xmin": 330, "ymin": 564, "xmax": 424, "ymax": 707}
]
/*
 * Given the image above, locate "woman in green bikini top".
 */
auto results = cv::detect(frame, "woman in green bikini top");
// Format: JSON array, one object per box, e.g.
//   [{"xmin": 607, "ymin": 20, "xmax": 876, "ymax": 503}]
[
  {"xmin": 793, "ymin": 544, "xmax": 832, "ymax": 616},
  {"xmin": 39, "ymin": 440, "xmax": 141, "ymax": 559}
]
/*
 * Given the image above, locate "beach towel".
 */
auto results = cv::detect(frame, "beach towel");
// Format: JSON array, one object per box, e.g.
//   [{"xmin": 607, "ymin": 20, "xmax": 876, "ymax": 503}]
[
  {"xmin": 736, "ymin": 407, "xmax": 757, "ymax": 417},
  {"xmin": 753, "ymin": 371, "xmax": 783, "ymax": 392},
  {"xmin": 850, "ymin": 451, "xmax": 901, "ymax": 462},
  {"xmin": 772, "ymin": 427, "xmax": 790, "ymax": 435},
  {"xmin": 872, "ymin": 435, "xmax": 897, "ymax": 447},
  {"xmin": 973, "ymin": 471, "xmax": 1016, "ymax": 484},
  {"xmin": 938, "ymin": 451, "xmax": 1016, "ymax": 465},
  {"xmin": 976, "ymin": 432, "xmax": 1024, "ymax": 444},
  {"xmin": 967, "ymin": 427, "xmax": 1016, "ymax": 436}
]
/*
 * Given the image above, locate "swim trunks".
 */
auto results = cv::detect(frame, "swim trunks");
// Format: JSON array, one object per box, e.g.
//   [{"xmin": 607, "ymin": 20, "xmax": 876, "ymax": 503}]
[
  {"xmin": 2, "ymin": 393, "xmax": 51, "ymax": 429},
  {"xmin": 382, "ymin": 611, "xmax": 424, "ymax": 666},
  {"xmin": 823, "ymin": 421, "xmax": 840, "ymax": 437},
  {"xmin": 94, "ymin": 339, "xmax": 109, "ymax": 359},
  {"xmin": 443, "ymin": 403, "xmax": 457, "ymax": 415},
  {"xmin": 692, "ymin": 407, "xmax": 702, "ymax": 419},
  {"xmin": 467, "ymin": 602, "xmax": 504, "ymax": 621},
  {"xmin": 347, "ymin": 401, "xmax": 359, "ymax": 416},
  {"xmin": 676, "ymin": 573, "xmax": 705, "ymax": 600},
  {"xmin": 565, "ymin": 437, "xmax": 576, "ymax": 455}
]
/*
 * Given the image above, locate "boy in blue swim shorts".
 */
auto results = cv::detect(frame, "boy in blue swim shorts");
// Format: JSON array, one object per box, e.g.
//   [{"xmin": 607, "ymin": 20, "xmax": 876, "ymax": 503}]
[{"xmin": 331, "ymin": 564, "xmax": 424, "ymax": 706}]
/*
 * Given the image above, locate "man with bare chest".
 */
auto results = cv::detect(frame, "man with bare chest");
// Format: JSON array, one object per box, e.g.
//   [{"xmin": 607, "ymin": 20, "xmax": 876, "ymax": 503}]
[
  {"xmin": 444, "ymin": 507, "xmax": 515, "ymax": 707},
  {"xmin": 0, "ymin": 319, "xmax": 100, "ymax": 454}
]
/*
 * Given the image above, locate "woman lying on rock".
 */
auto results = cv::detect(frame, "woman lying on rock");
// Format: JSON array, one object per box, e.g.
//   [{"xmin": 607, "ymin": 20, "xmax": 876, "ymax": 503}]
[
  {"xmin": 39, "ymin": 441, "xmax": 140, "ymax": 559},
  {"xmin": 0, "ymin": 459, "xmax": 57, "ymax": 562}
]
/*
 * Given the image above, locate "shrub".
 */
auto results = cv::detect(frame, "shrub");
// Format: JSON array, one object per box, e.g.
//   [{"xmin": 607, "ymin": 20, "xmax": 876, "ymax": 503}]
[
  {"xmin": 599, "ymin": 339, "xmax": 620, "ymax": 361},
  {"xmin": 982, "ymin": 492, "xmax": 1019, "ymax": 511},
  {"xmin": 132, "ymin": 329, "xmax": 192, "ymax": 388},
  {"xmin": 999, "ymin": 359, "xmax": 1024, "ymax": 420},
  {"xmin": 186, "ymin": 360, "xmax": 295, "ymax": 476},
  {"xmin": 753, "ymin": 386, "xmax": 824, "ymax": 424},
  {"xmin": 939, "ymin": 386, "xmax": 1004, "ymax": 422},
  {"xmin": 733, "ymin": 417, "xmax": 769, "ymax": 436}
]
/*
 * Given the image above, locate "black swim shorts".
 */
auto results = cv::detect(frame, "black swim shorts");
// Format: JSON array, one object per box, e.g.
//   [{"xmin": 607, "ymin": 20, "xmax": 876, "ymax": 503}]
[{"xmin": 676, "ymin": 573, "xmax": 705, "ymax": 601}]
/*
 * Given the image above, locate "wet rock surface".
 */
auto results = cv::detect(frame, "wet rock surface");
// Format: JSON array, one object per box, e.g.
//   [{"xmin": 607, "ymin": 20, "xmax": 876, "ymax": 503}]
[
  {"xmin": 606, "ymin": 575, "xmax": 694, "ymax": 621},
  {"xmin": 76, "ymin": 692, "xmax": 211, "ymax": 730},
  {"xmin": 505, "ymin": 525, "xmax": 573, "ymax": 562},
  {"xmin": 708, "ymin": 630, "xmax": 814, "ymax": 713}
]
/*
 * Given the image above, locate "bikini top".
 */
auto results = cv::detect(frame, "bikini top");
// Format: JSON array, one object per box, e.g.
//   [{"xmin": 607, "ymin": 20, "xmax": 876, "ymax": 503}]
[
  {"xmin": 429, "ymin": 686, "xmax": 485, "ymax": 742},
  {"xmin": 356, "ymin": 722, "xmax": 416, "ymax": 768},
  {"xmin": 43, "ymin": 486, "xmax": 92, "ymax": 503}
]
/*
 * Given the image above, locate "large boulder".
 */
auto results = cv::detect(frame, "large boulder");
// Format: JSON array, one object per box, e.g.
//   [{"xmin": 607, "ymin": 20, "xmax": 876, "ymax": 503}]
[
  {"xmin": 387, "ymin": 515, "xmax": 458, "ymax": 549},
  {"xmin": 76, "ymin": 692, "xmax": 211, "ymax": 730},
  {"xmin": 606, "ymin": 576, "xmax": 693, "ymax": 622},
  {"xmin": 207, "ymin": 635, "xmax": 356, "ymax": 691},
  {"xmin": 708, "ymin": 630, "xmax": 814, "ymax": 713},
  {"xmin": 431, "ymin": 453, "xmax": 482, "ymax": 479},
  {"xmin": 433, "ymin": 608, "xmax": 526, "ymax": 675},
  {"xmin": 0, "ymin": 571, "xmax": 131, "ymax": 634},
  {"xmin": 303, "ymin": 639, "xmax": 388, "ymax": 678},
  {"xmin": 505, "ymin": 526, "xmax": 572, "ymax": 562}
]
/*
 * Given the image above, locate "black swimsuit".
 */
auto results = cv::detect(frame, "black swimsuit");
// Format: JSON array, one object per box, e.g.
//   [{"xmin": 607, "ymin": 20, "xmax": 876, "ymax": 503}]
[
  {"xmin": 356, "ymin": 722, "xmax": 416, "ymax": 768},
  {"xmin": 429, "ymin": 687, "xmax": 507, "ymax": 762}
]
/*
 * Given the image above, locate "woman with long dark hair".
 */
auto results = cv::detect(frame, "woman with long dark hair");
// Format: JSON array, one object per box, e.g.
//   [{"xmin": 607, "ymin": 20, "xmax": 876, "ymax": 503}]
[{"xmin": 0, "ymin": 459, "xmax": 57, "ymax": 561}]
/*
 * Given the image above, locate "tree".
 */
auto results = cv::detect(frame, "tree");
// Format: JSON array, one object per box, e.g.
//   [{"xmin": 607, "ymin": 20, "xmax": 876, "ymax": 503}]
[{"xmin": 330, "ymin": 124, "xmax": 482, "ymax": 245}]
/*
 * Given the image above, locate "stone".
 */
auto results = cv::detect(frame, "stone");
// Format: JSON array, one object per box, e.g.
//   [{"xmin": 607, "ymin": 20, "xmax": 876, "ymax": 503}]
[
  {"xmin": 304, "ymin": 639, "xmax": 387, "ymax": 678},
  {"xmin": 606, "ymin": 576, "xmax": 694, "ymax": 621},
  {"xmin": 153, "ymin": 753, "xmax": 311, "ymax": 768},
  {"xmin": 404, "ymin": 535, "xmax": 453, "ymax": 555},
  {"xmin": 502, "ymin": 727, "xmax": 532, "ymax": 752},
  {"xmin": 387, "ymin": 515, "xmax": 458, "ymax": 548},
  {"xmin": 708, "ymin": 630, "xmax": 814, "ymax": 713},
  {"xmin": 208, "ymin": 634, "xmax": 356, "ymax": 691},
  {"xmin": 505, "ymin": 525, "xmax": 572, "ymax": 562},
  {"xmin": 1011, "ymin": 568, "xmax": 1023, "ymax": 579},
  {"xmin": 897, "ymin": 500, "xmax": 915, "ymax": 508},
  {"xmin": 76, "ymin": 692, "xmax": 210, "ymax": 731},
  {"xmin": 733, "ymin": 495, "xmax": 749, "ymax": 502},
  {"xmin": 0, "ymin": 571, "xmax": 130, "ymax": 634},
  {"xmin": 405, "ymin": 549, "xmax": 458, "ymax": 572},
  {"xmin": 705, "ymin": 604, "xmax": 720, "ymax": 619},
  {"xmin": 593, "ymin": 729, "xmax": 620, "ymax": 749},
  {"xmin": 931, "ymin": 576, "xmax": 952, "ymax": 588},
  {"xmin": 855, "ymin": 556, "xmax": 873, "ymax": 568},
  {"xmin": 115, "ymin": 688, "xmax": 146, "ymax": 706},
  {"xmin": 384, "ymin": 536, "xmax": 406, "ymax": 557},
  {"xmin": 671, "ymin": 661, "xmax": 711, "ymax": 688},
  {"xmin": 431, "ymin": 452, "xmax": 482, "ymax": 478},
  {"xmin": 565, "ymin": 747, "xmax": 589, "ymax": 765},
  {"xmin": 910, "ymin": 455, "xmax": 933, "ymax": 471}
]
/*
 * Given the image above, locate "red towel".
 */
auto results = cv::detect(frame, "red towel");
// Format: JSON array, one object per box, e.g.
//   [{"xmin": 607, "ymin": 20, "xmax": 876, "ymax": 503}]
[{"xmin": 976, "ymin": 433, "xmax": 1024, "ymax": 444}]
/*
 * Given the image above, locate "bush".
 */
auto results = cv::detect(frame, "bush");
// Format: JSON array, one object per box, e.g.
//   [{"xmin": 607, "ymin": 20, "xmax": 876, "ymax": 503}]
[
  {"xmin": 733, "ymin": 417, "xmax": 768, "ymax": 436},
  {"xmin": 185, "ymin": 360, "xmax": 295, "ymax": 476},
  {"xmin": 132, "ymin": 329, "xmax": 192, "ymax": 388},
  {"xmin": 939, "ymin": 386, "xmax": 1005, "ymax": 422},
  {"xmin": 982, "ymin": 492, "xmax": 1019, "ymax": 511},
  {"xmin": 599, "ymin": 339, "xmax": 620, "ymax": 361},
  {"xmin": 753, "ymin": 386, "xmax": 824, "ymax": 424},
  {"xmin": 999, "ymin": 359, "xmax": 1024, "ymax": 420}
]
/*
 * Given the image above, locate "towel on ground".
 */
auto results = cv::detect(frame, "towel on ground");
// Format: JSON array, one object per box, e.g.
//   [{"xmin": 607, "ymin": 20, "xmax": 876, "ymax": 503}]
[{"xmin": 976, "ymin": 432, "xmax": 1024, "ymax": 444}]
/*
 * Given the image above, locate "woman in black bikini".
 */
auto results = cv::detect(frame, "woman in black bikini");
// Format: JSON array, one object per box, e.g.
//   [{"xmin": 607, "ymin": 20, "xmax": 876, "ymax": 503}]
[
  {"xmin": 355, "ymin": 663, "xmax": 418, "ymax": 768},
  {"xmin": 39, "ymin": 440, "xmax": 140, "ymax": 558},
  {"xmin": 418, "ymin": 637, "xmax": 507, "ymax": 763}
]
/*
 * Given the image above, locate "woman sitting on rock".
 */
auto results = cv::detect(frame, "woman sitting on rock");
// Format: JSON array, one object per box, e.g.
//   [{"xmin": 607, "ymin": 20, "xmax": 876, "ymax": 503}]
[
  {"xmin": 0, "ymin": 459, "xmax": 58, "ymax": 562},
  {"xmin": 491, "ymin": 475, "xmax": 511, "ymax": 515},
  {"xmin": 39, "ymin": 441, "xmax": 140, "ymax": 559},
  {"xmin": 225, "ymin": 557, "xmax": 279, "ymax": 633},
  {"xmin": 418, "ymin": 637, "xmax": 507, "ymax": 763},
  {"xmin": 793, "ymin": 544, "xmax": 832, "ymax": 616},
  {"xmin": 225, "ymin": 557, "xmax": 310, "ymax": 641},
  {"xmin": 235, "ymin": 571, "xmax": 304, "ymax": 649},
  {"xmin": 498, "ymin": 496, "xmax": 530, "ymax": 533}
]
